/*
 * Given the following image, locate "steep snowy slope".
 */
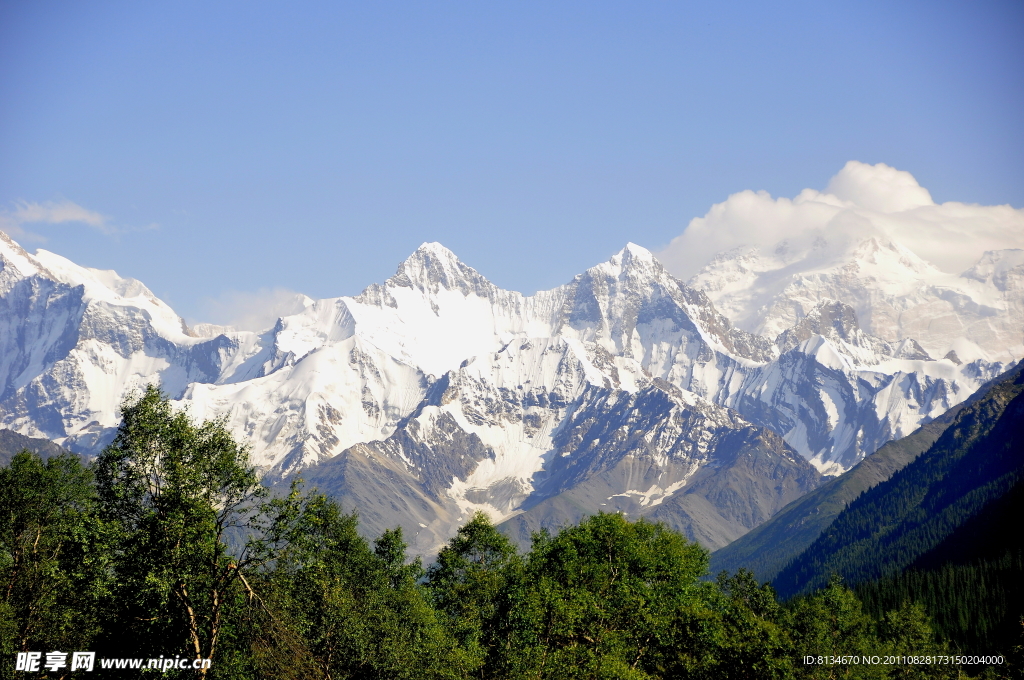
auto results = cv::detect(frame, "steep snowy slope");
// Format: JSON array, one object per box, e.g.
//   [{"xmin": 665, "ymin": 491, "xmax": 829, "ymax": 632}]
[{"xmin": 0, "ymin": 231, "xmax": 260, "ymax": 451}]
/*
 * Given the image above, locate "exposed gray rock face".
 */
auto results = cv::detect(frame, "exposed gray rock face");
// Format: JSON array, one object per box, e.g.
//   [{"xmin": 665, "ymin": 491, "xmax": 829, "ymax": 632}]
[
  {"xmin": 777, "ymin": 300, "xmax": 881, "ymax": 355},
  {"xmin": 294, "ymin": 410, "xmax": 498, "ymax": 554},
  {"xmin": 0, "ymin": 429, "xmax": 69, "ymax": 466},
  {"xmin": 295, "ymin": 377, "xmax": 820, "ymax": 555},
  {"xmin": 497, "ymin": 382, "xmax": 820, "ymax": 552}
]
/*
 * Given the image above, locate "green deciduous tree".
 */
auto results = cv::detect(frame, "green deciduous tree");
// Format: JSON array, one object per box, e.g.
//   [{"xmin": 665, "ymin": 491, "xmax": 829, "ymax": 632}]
[
  {"xmin": 497, "ymin": 512, "xmax": 714, "ymax": 680},
  {"xmin": 0, "ymin": 451, "xmax": 108, "ymax": 674},
  {"xmin": 266, "ymin": 489, "xmax": 469, "ymax": 680},
  {"xmin": 427, "ymin": 511, "xmax": 521, "ymax": 675},
  {"xmin": 94, "ymin": 385, "xmax": 281, "ymax": 675},
  {"xmin": 789, "ymin": 575, "xmax": 885, "ymax": 680},
  {"xmin": 880, "ymin": 602, "xmax": 957, "ymax": 680},
  {"xmin": 706, "ymin": 569, "xmax": 795, "ymax": 680}
]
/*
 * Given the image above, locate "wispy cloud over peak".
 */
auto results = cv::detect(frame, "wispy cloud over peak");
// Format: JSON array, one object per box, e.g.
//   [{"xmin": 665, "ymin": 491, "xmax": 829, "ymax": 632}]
[
  {"xmin": 195, "ymin": 288, "xmax": 313, "ymax": 333},
  {"xmin": 12, "ymin": 199, "xmax": 108, "ymax": 229},
  {"xmin": 0, "ymin": 199, "xmax": 155, "ymax": 240}
]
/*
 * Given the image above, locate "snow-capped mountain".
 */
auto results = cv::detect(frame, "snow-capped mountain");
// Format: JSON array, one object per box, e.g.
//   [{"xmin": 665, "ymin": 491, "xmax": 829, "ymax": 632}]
[
  {"xmin": 185, "ymin": 242, "xmax": 780, "ymax": 475},
  {"xmin": 0, "ymin": 229, "xmax": 1012, "ymax": 551},
  {"xmin": 688, "ymin": 235, "xmax": 1024, "ymax": 365},
  {"xmin": 0, "ymin": 231, "xmax": 232, "ymax": 450},
  {"xmin": 664, "ymin": 161, "xmax": 1024, "ymax": 366}
]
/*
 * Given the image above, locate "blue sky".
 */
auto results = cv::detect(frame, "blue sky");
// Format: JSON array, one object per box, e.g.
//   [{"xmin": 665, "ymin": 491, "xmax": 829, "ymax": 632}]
[{"xmin": 1, "ymin": 1, "xmax": 1022, "ymax": 326}]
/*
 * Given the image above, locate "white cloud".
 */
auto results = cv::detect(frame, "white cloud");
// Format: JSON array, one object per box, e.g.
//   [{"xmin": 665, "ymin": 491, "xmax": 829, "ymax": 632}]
[
  {"xmin": 0, "ymin": 199, "xmax": 111, "ymax": 239},
  {"xmin": 656, "ymin": 161, "xmax": 1024, "ymax": 278},
  {"xmin": 0, "ymin": 199, "xmax": 157, "ymax": 240},
  {"xmin": 197, "ymin": 288, "xmax": 312, "ymax": 332},
  {"xmin": 825, "ymin": 161, "xmax": 934, "ymax": 213},
  {"xmin": 14, "ymin": 199, "xmax": 108, "ymax": 229}
]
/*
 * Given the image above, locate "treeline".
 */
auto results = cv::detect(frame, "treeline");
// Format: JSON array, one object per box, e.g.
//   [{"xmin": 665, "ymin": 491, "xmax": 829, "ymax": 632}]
[
  {"xmin": 855, "ymin": 473, "xmax": 1024, "ymax": 655},
  {"xmin": 857, "ymin": 550, "xmax": 1024, "ymax": 655},
  {"xmin": 0, "ymin": 387, "xmax": 1017, "ymax": 679}
]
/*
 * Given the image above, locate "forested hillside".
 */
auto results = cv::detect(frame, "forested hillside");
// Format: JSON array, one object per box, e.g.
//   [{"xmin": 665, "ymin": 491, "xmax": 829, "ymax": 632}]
[
  {"xmin": 769, "ymin": 362, "xmax": 1024, "ymax": 656},
  {"xmin": 709, "ymin": 402, "xmax": 964, "ymax": 581},
  {"xmin": 712, "ymin": 361, "xmax": 1023, "ymax": 583},
  {"xmin": 856, "ymin": 473, "xmax": 1024, "ymax": 654}
]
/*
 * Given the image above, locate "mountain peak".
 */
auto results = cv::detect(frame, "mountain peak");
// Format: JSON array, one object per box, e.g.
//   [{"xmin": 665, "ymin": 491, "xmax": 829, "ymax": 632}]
[
  {"xmin": 413, "ymin": 241, "xmax": 459, "ymax": 260},
  {"xmin": 0, "ymin": 230, "xmax": 49, "ymax": 282},
  {"xmin": 774, "ymin": 298, "xmax": 931, "ymax": 363},
  {"xmin": 845, "ymin": 235, "xmax": 938, "ymax": 276},
  {"xmin": 388, "ymin": 242, "xmax": 498, "ymax": 298},
  {"xmin": 584, "ymin": 243, "xmax": 667, "ymax": 285},
  {"xmin": 962, "ymin": 248, "xmax": 1024, "ymax": 287},
  {"xmin": 776, "ymin": 300, "xmax": 862, "ymax": 353},
  {"xmin": 620, "ymin": 242, "xmax": 655, "ymax": 260}
]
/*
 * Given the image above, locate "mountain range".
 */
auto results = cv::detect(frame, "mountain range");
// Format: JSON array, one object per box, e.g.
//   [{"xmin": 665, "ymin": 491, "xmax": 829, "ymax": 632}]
[{"xmin": 0, "ymin": 223, "xmax": 1020, "ymax": 554}]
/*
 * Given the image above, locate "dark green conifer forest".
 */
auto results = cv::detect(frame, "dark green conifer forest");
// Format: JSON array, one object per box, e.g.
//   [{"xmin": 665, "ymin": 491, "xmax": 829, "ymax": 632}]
[
  {"xmin": 1, "ymin": 386, "xmax": 1020, "ymax": 679},
  {"xmin": 770, "ymin": 361, "xmax": 1024, "ymax": 666}
]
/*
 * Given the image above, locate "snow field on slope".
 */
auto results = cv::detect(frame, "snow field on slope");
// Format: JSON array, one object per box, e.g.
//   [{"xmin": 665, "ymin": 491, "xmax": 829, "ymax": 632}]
[
  {"xmin": 183, "ymin": 335, "xmax": 427, "ymax": 470},
  {"xmin": 691, "ymin": 236, "xmax": 1022, "ymax": 362}
]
